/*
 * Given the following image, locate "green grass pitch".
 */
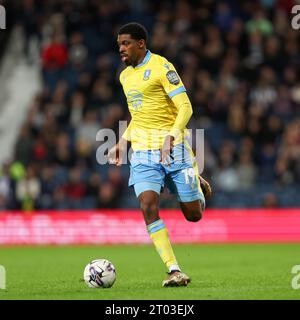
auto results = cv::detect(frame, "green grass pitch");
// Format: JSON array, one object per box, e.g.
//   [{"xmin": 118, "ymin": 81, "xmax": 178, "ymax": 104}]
[{"xmin": 0, "ymin": 244, "xmax": 299, "ymax": 300}]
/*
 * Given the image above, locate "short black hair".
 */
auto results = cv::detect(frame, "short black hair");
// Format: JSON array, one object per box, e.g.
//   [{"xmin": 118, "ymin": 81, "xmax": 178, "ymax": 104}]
[{"xmin": 118, "ymin": 22, "xmax": 148, "ymax": 42}]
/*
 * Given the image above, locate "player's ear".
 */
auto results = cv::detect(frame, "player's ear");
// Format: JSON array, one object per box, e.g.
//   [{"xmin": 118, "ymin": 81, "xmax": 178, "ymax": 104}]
[{"xmin": 138, "ymin": 39, "xmax": 145, "ymax": 49}]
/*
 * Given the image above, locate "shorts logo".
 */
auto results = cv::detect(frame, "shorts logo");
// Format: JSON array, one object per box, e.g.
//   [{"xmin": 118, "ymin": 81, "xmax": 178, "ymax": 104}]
[
  {"xmin": 166, "ymin": 70, "xmax": 180, "ymax": 85},
  {"xmin": 143, "ymin": 69, "xmax": 151, "ymax": 81}
]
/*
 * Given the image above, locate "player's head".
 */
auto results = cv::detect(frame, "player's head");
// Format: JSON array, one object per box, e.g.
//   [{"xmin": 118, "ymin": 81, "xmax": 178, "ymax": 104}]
[{"xmin": 117, "ymin": 22, "xmax": 148, "ymax": 67}]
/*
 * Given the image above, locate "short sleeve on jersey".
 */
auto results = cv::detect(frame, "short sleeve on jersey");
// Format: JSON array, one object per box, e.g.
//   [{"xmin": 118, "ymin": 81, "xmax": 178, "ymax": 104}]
[{"xmin": 160, "ymin": 62, "xmax": 186, "ymax": 99}]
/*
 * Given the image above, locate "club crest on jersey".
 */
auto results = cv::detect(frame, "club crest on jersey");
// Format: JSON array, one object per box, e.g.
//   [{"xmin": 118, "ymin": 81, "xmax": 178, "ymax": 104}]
[
  {"xmin": 143, "ymin": 69, "xmax": 151, "ymax": 81},
  {"xmin": 166, "ymin": 70, "xmax": 180, "ymax": 85}
]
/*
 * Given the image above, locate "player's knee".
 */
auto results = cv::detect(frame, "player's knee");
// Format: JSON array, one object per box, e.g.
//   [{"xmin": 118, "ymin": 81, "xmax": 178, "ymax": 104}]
[{"xmin": 185, "ymin": 209, "xmax": 202, "ymax": 222}]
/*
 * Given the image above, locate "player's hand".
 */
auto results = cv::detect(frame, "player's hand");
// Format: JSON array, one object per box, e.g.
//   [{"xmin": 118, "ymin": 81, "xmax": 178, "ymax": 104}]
[
  {"xmin": 107, "ymin": 144, "xmax": 120, "ymax": 165},
  {"xmin": 160, "ymin": 135, "xmax": 175, "ymax": 166},
  {"xmin": 107, "ymin": 138, "xmax": 127, "ymax": 167}
]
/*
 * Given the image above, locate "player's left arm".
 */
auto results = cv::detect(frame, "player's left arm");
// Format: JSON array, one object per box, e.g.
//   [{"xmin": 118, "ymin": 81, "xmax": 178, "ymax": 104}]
[
  {"xmin": 169, "ymin": 93, "xmax": 193, "ymax": 139},
  {"xmin": 160, "ymin": 93, "xmax": 193, "ymax": 164},
  {"xmin": 160, "ymin": 62, "xmax": 193, "ymax": 163}
]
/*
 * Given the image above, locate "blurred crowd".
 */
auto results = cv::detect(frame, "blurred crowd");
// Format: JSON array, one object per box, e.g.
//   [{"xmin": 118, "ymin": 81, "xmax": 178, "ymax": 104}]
[{"xmin": 0, "ymin": 0, "xmax": 300, "ymax": 211}]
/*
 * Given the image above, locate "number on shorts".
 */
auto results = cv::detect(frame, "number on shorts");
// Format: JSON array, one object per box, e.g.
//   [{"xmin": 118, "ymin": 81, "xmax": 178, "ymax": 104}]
[{"xmin": 181, "ymin": 168, "xmax": 196, "ymax": 184}]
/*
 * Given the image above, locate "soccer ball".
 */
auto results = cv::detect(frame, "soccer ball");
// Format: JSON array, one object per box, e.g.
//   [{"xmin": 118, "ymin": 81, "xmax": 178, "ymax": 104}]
[{"xmin": 83, "ymin": 259, "xmax": 116, "ymax": 288}]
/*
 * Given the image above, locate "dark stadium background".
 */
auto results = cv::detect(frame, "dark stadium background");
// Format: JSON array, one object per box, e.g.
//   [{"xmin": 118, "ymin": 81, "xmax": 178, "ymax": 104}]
[
  {"xmin": 1, "ymin": 0, "xmax": 300, "ymax": 211},
  {"xmin": 0, "ymin": 0, "xmax": 300, "ymax": 301}
]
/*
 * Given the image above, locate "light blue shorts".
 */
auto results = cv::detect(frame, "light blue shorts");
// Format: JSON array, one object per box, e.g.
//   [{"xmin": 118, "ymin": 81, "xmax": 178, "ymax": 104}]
[{"xmin": 129, "ymin": 142, "xmax": 205, "ymax": 205}]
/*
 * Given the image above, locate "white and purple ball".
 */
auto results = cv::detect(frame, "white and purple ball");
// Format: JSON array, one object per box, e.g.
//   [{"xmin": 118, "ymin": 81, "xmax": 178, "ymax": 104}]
[{"xmin": 83, "ymin": 259, "xmax": 116, "ymax": 288}]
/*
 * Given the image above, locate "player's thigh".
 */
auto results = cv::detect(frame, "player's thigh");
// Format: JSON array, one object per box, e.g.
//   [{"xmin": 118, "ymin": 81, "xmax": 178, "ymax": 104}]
[
  {"xmin": 134, "ymin": 181, "xmax": 161, "ymax": 223},
  {"xmin": 138, "ymin": 189, "xmax": 160, "ymax": 224}
]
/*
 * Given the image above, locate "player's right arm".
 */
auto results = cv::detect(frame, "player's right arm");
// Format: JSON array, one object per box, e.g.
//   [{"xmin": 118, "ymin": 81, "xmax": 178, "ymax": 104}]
[{"xmin": 107, "ymin": 120, "xmax": 132, "ymax": 166}]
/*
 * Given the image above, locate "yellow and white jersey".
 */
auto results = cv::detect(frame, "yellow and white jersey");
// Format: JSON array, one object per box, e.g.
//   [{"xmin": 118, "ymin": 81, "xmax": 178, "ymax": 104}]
[{"xmin": 119, "ymin": 50, "xmax": 188, "ymax": 151}]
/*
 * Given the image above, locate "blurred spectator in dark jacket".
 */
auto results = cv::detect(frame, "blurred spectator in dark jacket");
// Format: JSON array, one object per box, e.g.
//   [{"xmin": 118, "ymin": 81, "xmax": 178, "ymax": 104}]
[
  {"xmin": 63, "ymin": 166, "xmax": 86, "ymax": 206},
  {"xmin": 262, "ymin": 192, "xmax": 279, "ymax": 208},
  {"xmin": 97, "ymin": 182, "xmax": 119, "ymax": 209}
]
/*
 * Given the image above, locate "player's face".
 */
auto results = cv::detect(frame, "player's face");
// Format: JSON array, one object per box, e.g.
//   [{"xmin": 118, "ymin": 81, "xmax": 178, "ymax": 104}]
[{"xmin": 117, "ymin": 34, "xmax": 143, "ymax": 66}]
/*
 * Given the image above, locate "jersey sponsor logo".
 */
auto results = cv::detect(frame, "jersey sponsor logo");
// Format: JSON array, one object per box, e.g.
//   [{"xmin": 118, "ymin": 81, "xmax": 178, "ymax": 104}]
[
  {"xmin": 166, "ymin": 70, "xmax": 180, "ymax": 85},
  {"xmin": 127, "ymin": 90, "xmax": 143, "ymax": 111},
  {"xmin": 143, "ymin": 69, "xmax": 151, "ymax": 81},
  {"xmin": 164, "ymin": 63, "xmax": 170, "ymax": 70}
]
